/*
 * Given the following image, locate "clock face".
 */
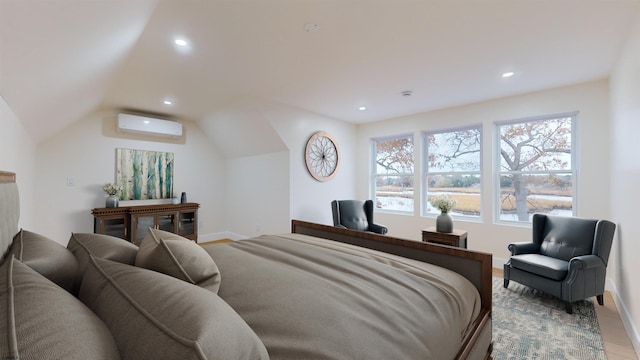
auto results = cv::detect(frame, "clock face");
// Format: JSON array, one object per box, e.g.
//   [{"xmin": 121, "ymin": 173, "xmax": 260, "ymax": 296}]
[{"xmin": 305, "ymin": 131, "xmax": 340, "ymax": 182}]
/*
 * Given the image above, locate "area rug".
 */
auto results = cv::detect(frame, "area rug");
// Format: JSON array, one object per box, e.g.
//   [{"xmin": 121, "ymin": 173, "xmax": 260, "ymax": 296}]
[{"xmin": 492, "ymin": 278, "xmax": 607, "ymax": 359}]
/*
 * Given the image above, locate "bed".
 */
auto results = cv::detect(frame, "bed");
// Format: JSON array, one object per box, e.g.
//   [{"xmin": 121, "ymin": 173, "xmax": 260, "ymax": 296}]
[
  {"xmin": 0, "ymin": 171, "xmax": 492, "ymax": 359},
  {"xmin": 200, "ymin": 222, "xmax": 492, "ymax": 360}
]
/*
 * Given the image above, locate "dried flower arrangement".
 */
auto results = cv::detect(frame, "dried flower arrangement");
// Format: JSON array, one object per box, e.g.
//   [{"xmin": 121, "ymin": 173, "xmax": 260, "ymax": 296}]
[
  {"xmin": 103, "ymin": 183, "xmax": 122, "ymax": 196},
  {"xmin": 431, "ymin": 194, "xmax": 457, "ymax": 213}
]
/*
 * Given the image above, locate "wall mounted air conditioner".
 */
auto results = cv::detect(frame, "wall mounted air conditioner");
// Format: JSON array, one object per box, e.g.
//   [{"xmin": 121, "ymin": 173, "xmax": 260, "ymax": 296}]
[{"xmin": 117, "ymin": 113, "xmax": 183, "ymax": 137}]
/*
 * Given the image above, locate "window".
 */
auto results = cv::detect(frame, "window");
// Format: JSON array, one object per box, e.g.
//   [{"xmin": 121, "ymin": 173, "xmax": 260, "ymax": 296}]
[
  {"xmin": 423, "ymin": 126, "xmax": 482, "ymax": 218},
  {"xmin": 496, "ymin": 113, "xmax": 575, "ymax": 223},
  {"xmin": 371, "ymin": 134, "xmax": 414, "ymax": 212}
]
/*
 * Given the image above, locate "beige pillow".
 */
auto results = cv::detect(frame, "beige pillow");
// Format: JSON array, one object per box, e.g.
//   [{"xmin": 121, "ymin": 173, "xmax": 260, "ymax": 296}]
[
  {"xmin": 135, "ymin": 228, "xmax": 221, "ymax": 293},
  {"xmin": 67, "ymin": 232, "xmax": 139, "ymax": 292},
  {"xmin": 79, "ymin": 256, "xmax": 269, "ymax": 360},
  {"xmin": 10, "ymin": 229, "xmax": 79, "ymax": 293},
  {"xmin": 0, "ymin": 256, "xmax": 120, "ymax": 360},
  {"xmin": 67, "ymin": 232, "xmax": 138, "ymax": 271}
]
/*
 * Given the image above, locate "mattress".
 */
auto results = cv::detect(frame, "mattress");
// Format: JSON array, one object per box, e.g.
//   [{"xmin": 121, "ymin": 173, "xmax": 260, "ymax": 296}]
[{"xmin": 203, "ymin": 233, "xmax": 481, "ymax": 359}]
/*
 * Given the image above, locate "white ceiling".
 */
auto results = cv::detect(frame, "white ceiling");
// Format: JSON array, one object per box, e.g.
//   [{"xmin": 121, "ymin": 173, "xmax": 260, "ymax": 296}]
[{"xmin": 1, "ymin": 0, "xmax": 639, "ymax": 143}]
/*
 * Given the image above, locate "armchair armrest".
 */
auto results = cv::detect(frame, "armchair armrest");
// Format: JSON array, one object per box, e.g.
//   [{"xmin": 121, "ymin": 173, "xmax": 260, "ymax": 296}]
[
  {"xmin": 508, "ymin": 242, "xmax": 539, "ymax": 255},
  {"xmin": 568, "ymin": 255, "xmax": 605, "ymax": 272},
  {"xmin": 565, "ymin": 255, "xmax": 607, "ymax": 292},
  {"xmin": 369, "ymin": 223, "xmax": 388, "ymax": 235}
]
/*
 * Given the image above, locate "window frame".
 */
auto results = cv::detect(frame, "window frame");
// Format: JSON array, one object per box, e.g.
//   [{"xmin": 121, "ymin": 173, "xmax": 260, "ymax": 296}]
[
  {"xmin": 370, "ymin": 133, "xmax": 415, "ymax": 214},
  {"xmin": 494, "ymin": 112, "xmax": 578, "ymax": 225},
  {"xmin": 421, "ymin": 124, "xmax": 483, "ymax": 220}
]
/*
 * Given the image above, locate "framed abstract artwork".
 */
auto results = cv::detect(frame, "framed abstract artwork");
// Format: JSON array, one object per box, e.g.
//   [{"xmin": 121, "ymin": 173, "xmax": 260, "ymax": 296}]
[{"xmin": 115, "ymin": 148, "xmax": 174, "ymax": 200}]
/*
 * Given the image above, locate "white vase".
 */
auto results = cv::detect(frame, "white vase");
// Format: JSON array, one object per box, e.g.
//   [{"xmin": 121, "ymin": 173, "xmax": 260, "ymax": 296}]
[
  {"xmin": 436, "ymin": 211, "xmax": 453, "ymax": 233},
  {"xmin": 106, "ymin": 194, "xmax": 119, "ymax": 208}
]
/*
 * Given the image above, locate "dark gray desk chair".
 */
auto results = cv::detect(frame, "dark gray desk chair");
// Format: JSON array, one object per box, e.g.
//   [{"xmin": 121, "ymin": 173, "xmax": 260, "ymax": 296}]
[
  {"xmin": 331, "ymin": 200, "xmax": 388, "ymax": 235},
  {"xmin": 504, "ymin": 214, "xmax": 616, "ymax": 313}
]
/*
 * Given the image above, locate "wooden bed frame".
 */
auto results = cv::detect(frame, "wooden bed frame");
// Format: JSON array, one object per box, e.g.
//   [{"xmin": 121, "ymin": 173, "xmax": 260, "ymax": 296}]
[
  {"xmin": 0, "ymin": 171, "xmax": 19, "ymax": 262},
  {"xmin": 292, "ymin": 220, "xmax": 493, "ymax": 360}
]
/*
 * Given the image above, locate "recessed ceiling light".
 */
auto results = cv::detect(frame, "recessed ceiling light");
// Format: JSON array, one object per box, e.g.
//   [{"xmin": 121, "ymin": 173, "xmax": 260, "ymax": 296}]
[
  {"xmin": 304, "ymin": 23, "xmax": 320, "ymax": 32},
  {"xmin": 173, "ymin": 37, "xmax": 192, "ymax": 54},
  {"xmin": 358, "ymin": 106, "xmax": 367, "ymax": 111},
  {"xmin": 502, "ymin": 72, "xmax": 515, "ymax": 78},
  {"xmin": 163, "ymin": 99, "xmax": 173, "ymax": 105}
]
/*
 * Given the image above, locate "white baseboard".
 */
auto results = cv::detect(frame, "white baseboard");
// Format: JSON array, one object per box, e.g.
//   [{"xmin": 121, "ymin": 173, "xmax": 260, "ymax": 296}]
[
  {"xmin": 607, "ymin": 281, "xmax": 640, "ymax": 357},
  {"xmin": 493, "ymin": 256, "xmax": 508, "ymax": 269}
]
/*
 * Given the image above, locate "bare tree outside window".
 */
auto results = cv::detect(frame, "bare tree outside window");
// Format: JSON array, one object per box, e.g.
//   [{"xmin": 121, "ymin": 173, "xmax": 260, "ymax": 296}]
[
  {"xmin": 372, "ymin": 135, "xmax": 414, "ymax": 212},
  {"xmin": 497, "ymin": 114, "xmax": 575, "ymax": 222},
  {"xmin": 424, "ymin": 127, "xmax": 482, "ymax": 217}
]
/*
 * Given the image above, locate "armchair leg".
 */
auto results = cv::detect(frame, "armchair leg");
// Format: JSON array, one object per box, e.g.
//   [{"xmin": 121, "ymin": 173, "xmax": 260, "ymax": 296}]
[
  {"xmin": 503, "ymin": 262, "xmax": 510, "ymax": 289},
  {"xmin": 597, "ymin": 295, "xmax": 604, "ymax": 306},
  {"xmin": 565, "ymin": 302, "xmax": 573, "ymax": 314}
]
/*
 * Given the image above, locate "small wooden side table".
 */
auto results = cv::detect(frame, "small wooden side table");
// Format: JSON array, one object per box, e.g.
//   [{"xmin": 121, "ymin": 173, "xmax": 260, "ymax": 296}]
[{"xmin": 421, "ymin": 227, "xmax": 467, "ymax": 248}]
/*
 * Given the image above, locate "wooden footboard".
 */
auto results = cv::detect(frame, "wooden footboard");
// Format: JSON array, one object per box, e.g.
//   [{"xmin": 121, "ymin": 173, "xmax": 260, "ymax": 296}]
[
  {"xmin": 291, "ymin": 220, "xmax": 493, "ymax": 360},
  {"xmin": 0, "ymin": 171, "xmax": 18, "ymax": 262}
]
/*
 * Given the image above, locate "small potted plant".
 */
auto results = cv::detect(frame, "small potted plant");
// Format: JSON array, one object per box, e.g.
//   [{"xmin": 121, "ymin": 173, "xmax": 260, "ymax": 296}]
[
  {"xmin": 432, "ymin": 194, "xmax": 457, "ymax": 233},
  {"xmin": 103, "ymin": 183, "xmax": 123, "ymax": 208}
]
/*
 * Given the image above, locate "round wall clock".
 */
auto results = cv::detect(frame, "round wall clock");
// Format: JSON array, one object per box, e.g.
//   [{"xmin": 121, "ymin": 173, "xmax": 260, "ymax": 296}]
[{"xmin": 305, "ymin": 131, "xmax": 340, "ymax": 182}]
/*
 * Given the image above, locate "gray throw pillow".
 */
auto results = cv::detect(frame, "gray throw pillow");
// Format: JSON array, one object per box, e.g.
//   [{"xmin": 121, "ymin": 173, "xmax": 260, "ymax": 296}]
[
  {"xmin": 135, "ymin": 228, "xmax": 221, "ymax": 293},
  {"xmin": 79, "ymin": 256, "xmax": 269, "ymax": 360},
  {"xmin": 0, "ymin": 256, "xmax": 120, "ymax": 360},
  {"xmin": 9, "ymin": 229, "xmax": 79, "ymax": 293}
]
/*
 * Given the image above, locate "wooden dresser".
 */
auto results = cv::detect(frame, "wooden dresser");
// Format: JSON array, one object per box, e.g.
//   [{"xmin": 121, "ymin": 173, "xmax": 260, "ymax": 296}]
[{"xmin": 92, "ymin": 203, "xmax": 199, "ymax": 245}]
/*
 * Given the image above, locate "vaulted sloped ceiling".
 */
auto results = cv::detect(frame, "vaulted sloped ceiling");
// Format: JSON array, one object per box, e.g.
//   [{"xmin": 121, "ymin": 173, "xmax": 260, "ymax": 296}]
[
  {"xmin": 0, "ymin": 0, "xmax": 158, "ymax": 143},
  {"xmin": 1, "ymin": 0, "xmax": 639, "ymax": 145},
  {"xmin": 199, "ymin": 98, "xmax": 288, "ymax": 159}
]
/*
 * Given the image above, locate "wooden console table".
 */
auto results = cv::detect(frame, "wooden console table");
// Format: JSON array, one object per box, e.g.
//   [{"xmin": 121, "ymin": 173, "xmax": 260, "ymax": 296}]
[
  {"xmin": 92, "ymin": 203, "xmax": 199, "ymax": 245},
  {"xmin": 421, "ymin": 227, "xmax": 467, "ymax": 248}
]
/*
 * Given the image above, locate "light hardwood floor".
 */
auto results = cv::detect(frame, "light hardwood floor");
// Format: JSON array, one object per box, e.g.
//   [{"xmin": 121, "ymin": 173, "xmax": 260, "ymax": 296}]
[
  {"xmin": 493, "ymin": 268, "xmax": 638, "ymax": 360},
  {"xmin": 199, "ymin": 239, "xmax": 233, "ymax": 245}
]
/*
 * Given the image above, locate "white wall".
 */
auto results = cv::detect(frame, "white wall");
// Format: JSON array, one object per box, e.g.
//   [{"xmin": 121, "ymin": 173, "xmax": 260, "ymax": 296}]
[
  {"xmin": 357, "ymin": 80, "xmax": 612, "ymax": 267},
  {"xmin": 610, "ymin": 13, "xmax": 640, "ymax": 354},
  {"xmin": 28, "ymin": 98, "xmax": 355, "ymax": 243},
  {"xmin": 225, "ymin": 151, "xmax": 290, "ymax": 237},
  {"xmin": 0, "ymin": 96, "xmax": 36, "ymax": 229},
  {"xmin": 34, "ymin": 110, "xmax": 226, "ymax": 244},
  {"xmin": 198, "ymin": 99, "xmax": 357, "ymax": 237},
  {"xmin": 265, "ymin": 102, "xmax": 357, "ymax": 226}
]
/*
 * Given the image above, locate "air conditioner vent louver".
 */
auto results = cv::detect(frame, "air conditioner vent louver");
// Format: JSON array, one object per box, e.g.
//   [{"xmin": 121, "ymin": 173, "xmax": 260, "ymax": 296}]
[{"xmin": 117, "ymin": 113, "xmax": 182, "ymax": 137}]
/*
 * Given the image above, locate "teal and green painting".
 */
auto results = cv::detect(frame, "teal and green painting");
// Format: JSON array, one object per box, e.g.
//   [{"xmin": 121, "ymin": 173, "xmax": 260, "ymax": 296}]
[{"xmin": 116, "ymin": 149, "xmax": 174, "ymax": 200}]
